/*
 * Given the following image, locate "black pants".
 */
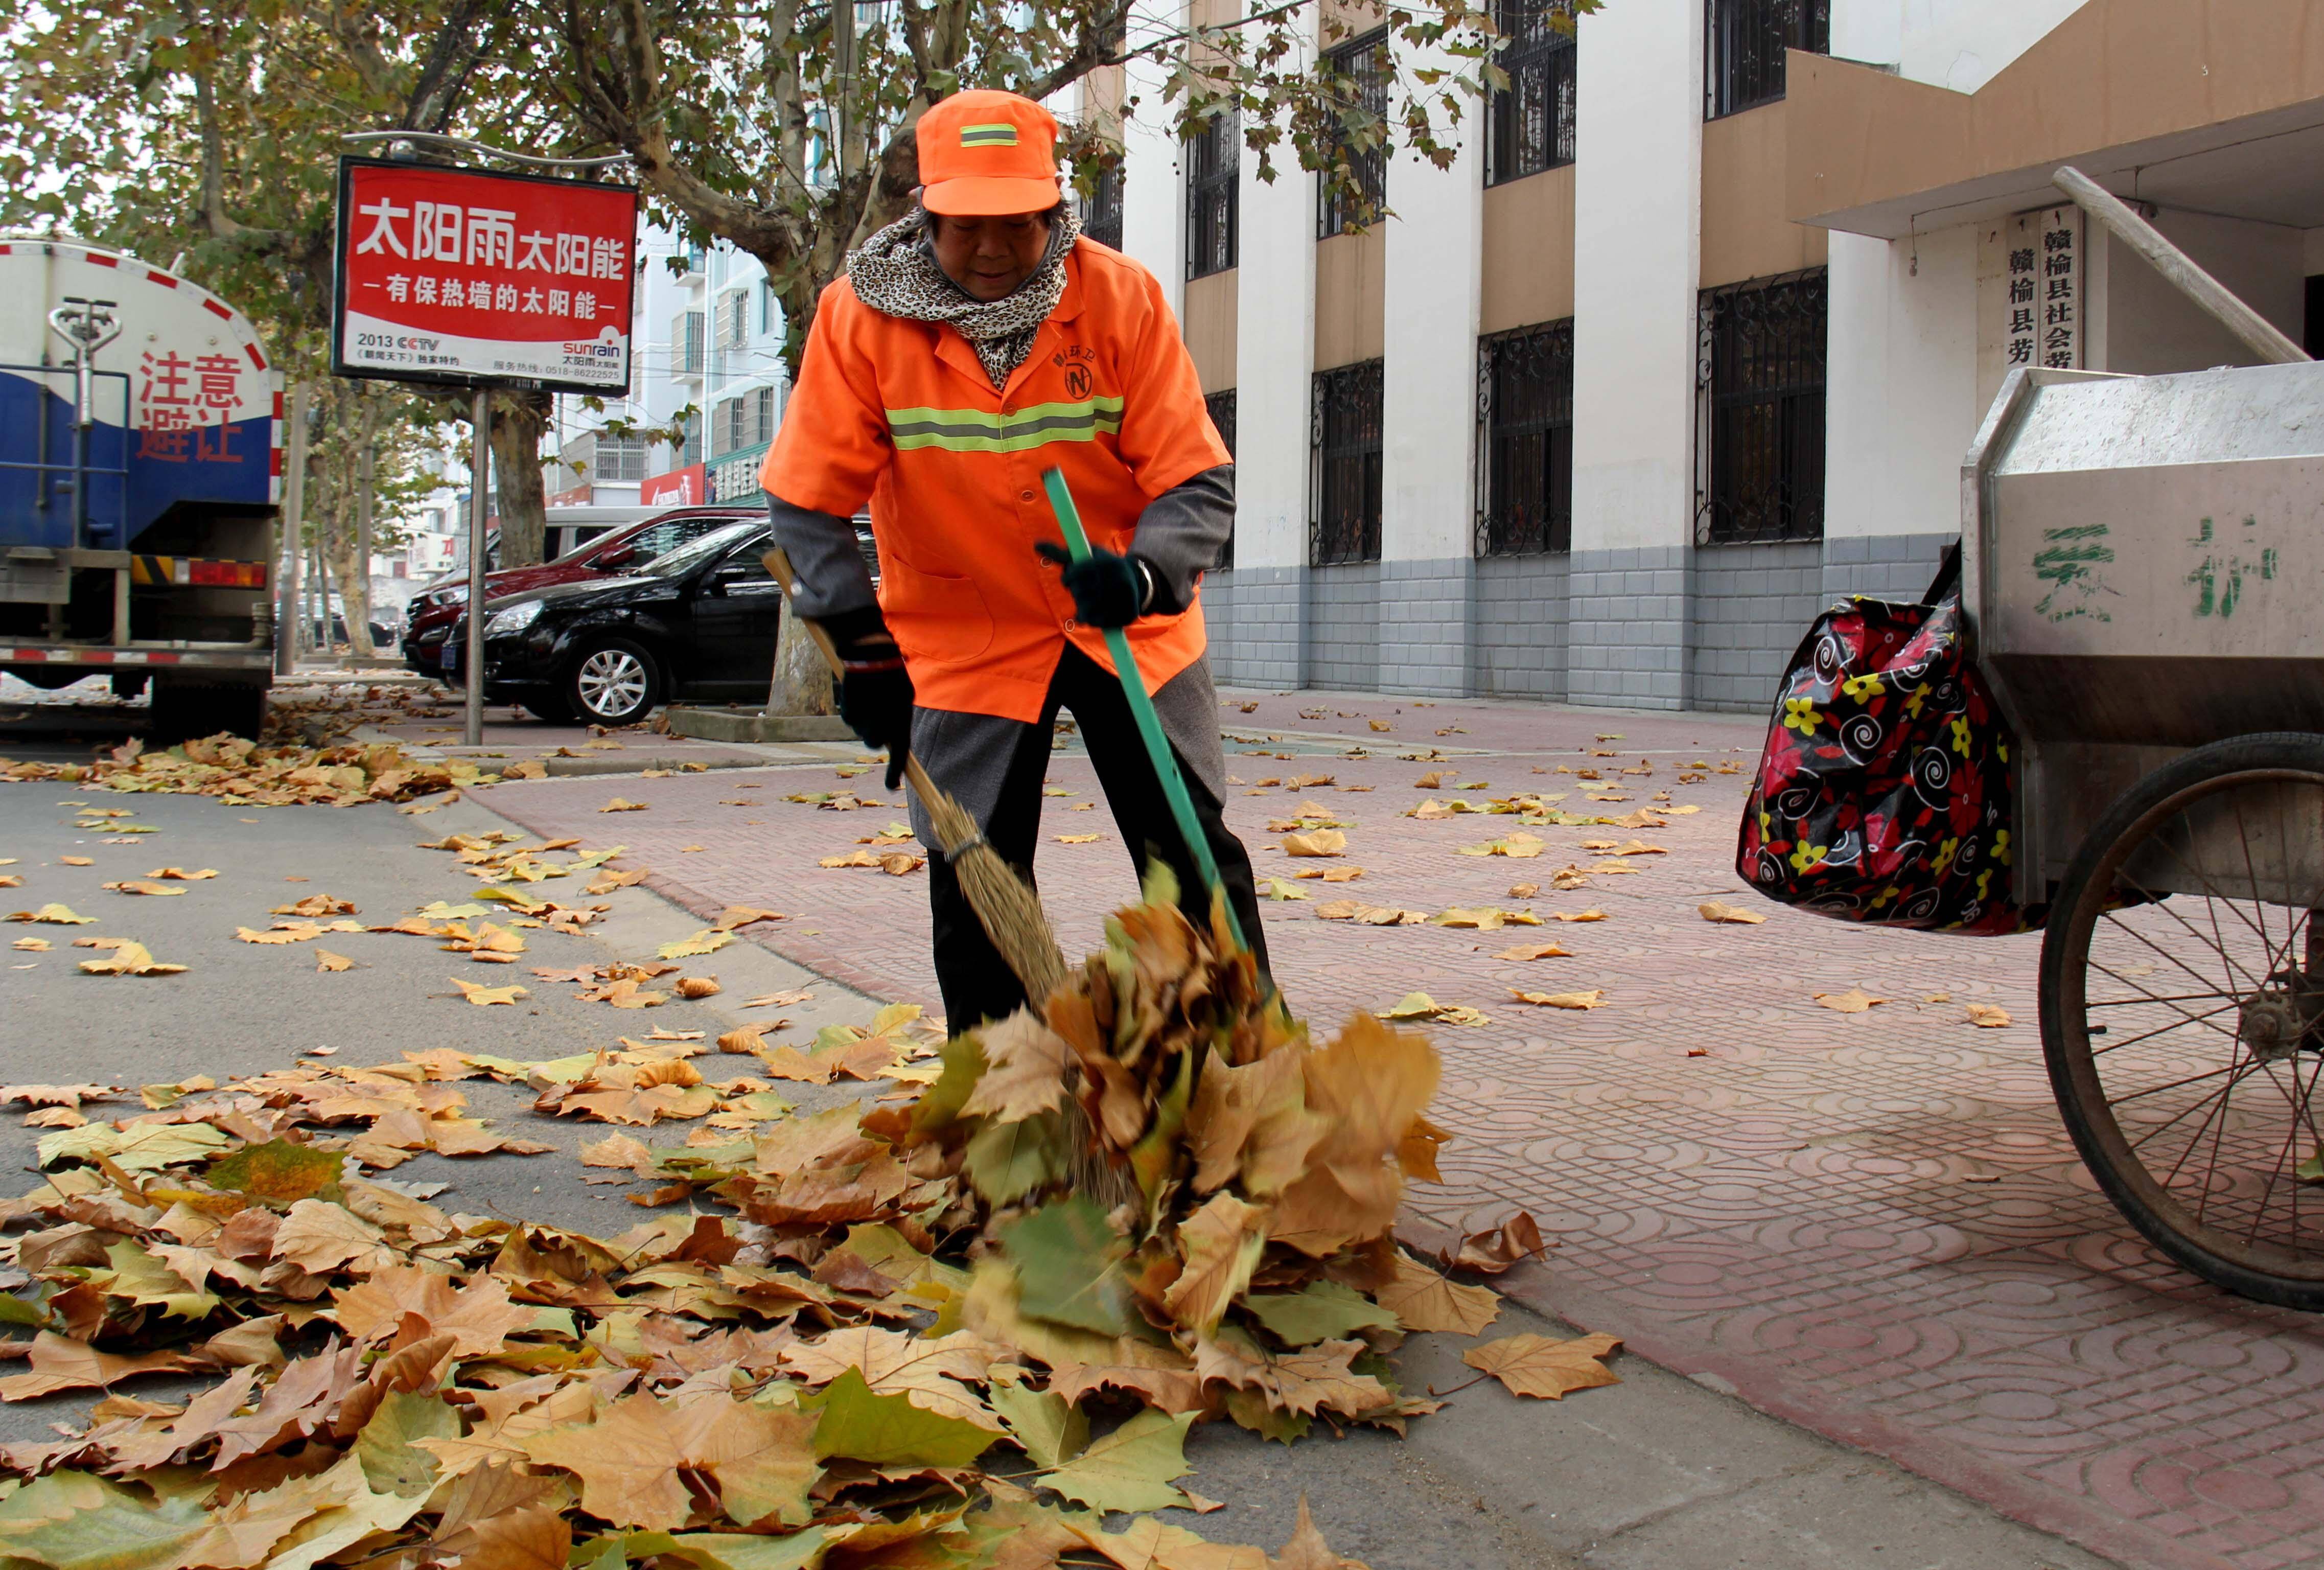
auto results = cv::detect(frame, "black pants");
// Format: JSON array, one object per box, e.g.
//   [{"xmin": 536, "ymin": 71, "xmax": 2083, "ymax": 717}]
[{"xmin": 925, "ymin": 645, "xmax": 1269, "ymax": 1028}]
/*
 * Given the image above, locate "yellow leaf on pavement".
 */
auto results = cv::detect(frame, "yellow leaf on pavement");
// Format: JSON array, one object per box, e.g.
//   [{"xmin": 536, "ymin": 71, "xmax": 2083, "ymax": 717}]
[
  {"xmin": 450, "ymin": 977, "xmax": 528, "ymax": 1006},
  {"xmin": 146, "ymin": 867, "xmax": 218, "ymax": 880},
  {"xmin": 1814, "ymin": 988, "xmax": 1887, "ymax": 1013},
  {"xmin": 1282, "ymin": 829, "xmax": 1346, "ymax": 858},
  {"xmin": 1699, "ymin": 901, "xmax": 1767, "ymax": 925},
  {"xmin": 100, "ymin": 881, "xmax": 184, "ymax": 896},
  {"xmin": 7, "ymin": 904, "xmax": 95, "ymax": 925},
  {"xmin": 960, "ymin": 1012, "xmax": 1073, "ymax": 1125},
  {"xmin": 75, "ymin": 939, "xmax": 187, "ymax": 977},
  {"xmin": 1509, "ymin": 988, "xmax": 1605, "ymax": 1010},
  {"xmin": 315, "ymin": 950, "xmax": 355, "ymax": 972},
  {"xmin": 1461, "ymin": 1332, "xmax": 1622, "ymax": 1400},
  {"xmin": 657, "ymin": 928, "xmax": 734, "ymax": 960},
  {"xmin": 1966, "ymin": 1003, "xmax": 2013, "ymax": 1028},
  {"xmin": 1494, "ymin": 941, "xmax": 1571, "ymax": 961},
  {"xmin": 599, "ymin": 798, "xmax": 648, "ymax": 812}
]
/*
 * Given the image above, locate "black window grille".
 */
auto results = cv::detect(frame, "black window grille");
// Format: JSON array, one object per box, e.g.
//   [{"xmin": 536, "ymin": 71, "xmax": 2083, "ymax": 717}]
[
  {"xmin": 1205, "ymin": 390, "xmax": 1237, "ymax": 569},
  {"xmin": 1707, "ymin": 0, "xmax": 1829, "ymax": 119},
  {"xmin": 1319, "ymin": 30, "xmax": 1390, "ymax": 237},
  {"xmin": 1186, "ymin": 111, "xmax": 1239, "ymax": 280},
  {"xmin": 1080, "ymin": 164, "xmax": 1124, "ymax": 250},
  {"xmin": 1311, "ymin": 361, "xmax": 1384, "ymax": 566},
  {"xmin": 1486, "ymin": 0, "xmax": 1577, "ymax": 186},
  {"xmin": 1477, "ymin": 320, "xmax": 1574, "ymax": 556},
  {"xmin": 1696, "ymin": 268, "xmax": 1827, "ymax": 545}
]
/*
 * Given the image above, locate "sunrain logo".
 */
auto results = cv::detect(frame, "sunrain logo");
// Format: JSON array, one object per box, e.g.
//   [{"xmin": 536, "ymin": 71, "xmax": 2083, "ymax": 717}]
[
  {"xmin": 959, "ymin": 123, "xmax": 1018, "ymax": 148},
  {"xmin": 562, "ymin": 341, "xmax": 622, "ymax": 357}
]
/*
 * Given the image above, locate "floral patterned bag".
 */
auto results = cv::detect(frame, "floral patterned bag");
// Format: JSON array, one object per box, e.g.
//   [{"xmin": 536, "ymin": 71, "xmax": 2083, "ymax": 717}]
[{"xmin": 1735, "ymin": 546, "xmax": 2041, "ymax": 935}]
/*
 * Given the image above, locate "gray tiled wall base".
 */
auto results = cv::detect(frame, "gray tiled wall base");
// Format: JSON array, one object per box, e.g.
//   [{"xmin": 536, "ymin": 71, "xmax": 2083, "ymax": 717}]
[
  {"xmin": 1202, "ymin": 565, "xmax": 1307, "ymax": 688},
  {"xmin": 1690, "ymin": 540, "xmax": 1825, "ymax": 714},
  {"xmin": 1566, "ymin": 546, "xmax": 1692, "ymax": 710},
  {"xmin": 1821, "ymin": 532, "xmax": 1956, "ymax": 603},
  {"xmin": 1378, "ymin": 558, "xmax": 1476, "ymax": 698},
  {"xmin": 1474, "ymin": 553, "xmax": 1570, "ymax": 700},
  {"xmin": 1307, "ymin": 562, "xmax": 1381, "ymax": 691}
]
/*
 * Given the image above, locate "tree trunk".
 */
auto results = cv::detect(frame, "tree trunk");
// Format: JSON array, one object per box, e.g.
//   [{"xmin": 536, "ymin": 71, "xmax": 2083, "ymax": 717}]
[
  {"xmin": 348, "ymin": 394, "xmax": 376, "ymax": 658},
  {"xmin": 766, "ymin": 613, "xmax": 835, "ymax": 717},
  {"xmin": 490, "ymin": 388, "xmax": 551, "ymax": 568}
]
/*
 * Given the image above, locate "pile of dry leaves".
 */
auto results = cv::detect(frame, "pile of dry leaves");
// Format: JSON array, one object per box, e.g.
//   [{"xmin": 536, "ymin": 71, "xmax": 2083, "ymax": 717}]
[
  {"xmin": 0, "ymin": 734, "xmax": 491, "ymax": 807},
  {"xmin": 0, "ymin": 884, "xmax": 1582, "ymax": 1569}
]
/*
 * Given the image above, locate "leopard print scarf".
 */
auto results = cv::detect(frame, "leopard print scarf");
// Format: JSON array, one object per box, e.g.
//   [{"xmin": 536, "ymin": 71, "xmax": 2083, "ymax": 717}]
[{"xmin": 846, "ymin": 205, "xmax": 1079, "ymax": 389}]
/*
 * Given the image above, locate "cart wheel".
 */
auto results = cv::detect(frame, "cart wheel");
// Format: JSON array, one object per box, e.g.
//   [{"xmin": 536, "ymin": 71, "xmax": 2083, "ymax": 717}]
[{"xmin": 2041, "ymin": 732, "xmax": 2324, "ymax": 1308}]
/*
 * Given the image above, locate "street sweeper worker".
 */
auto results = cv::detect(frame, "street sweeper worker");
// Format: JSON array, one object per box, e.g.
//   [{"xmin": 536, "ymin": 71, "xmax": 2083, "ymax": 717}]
[{"xmin": 759, "ymin": 87, "xmax": 1269, "ymax": 1030}]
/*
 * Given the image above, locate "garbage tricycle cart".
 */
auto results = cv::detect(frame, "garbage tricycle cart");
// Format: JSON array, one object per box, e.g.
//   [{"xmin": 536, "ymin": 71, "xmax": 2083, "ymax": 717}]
[{"xmin": 1967, "ymin": 359, "xmax": 2324, "ymax": 1308}]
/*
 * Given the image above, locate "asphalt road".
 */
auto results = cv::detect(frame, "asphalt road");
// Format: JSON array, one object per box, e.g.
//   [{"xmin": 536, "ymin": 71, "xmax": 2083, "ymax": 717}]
[{"xmin": 0, "ymin": 774, "xmax": 2117, "ymax": 1569}]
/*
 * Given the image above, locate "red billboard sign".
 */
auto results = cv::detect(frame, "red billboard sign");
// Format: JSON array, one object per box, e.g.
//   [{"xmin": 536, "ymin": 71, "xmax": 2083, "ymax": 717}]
[
  {"xmin": 331, "ymin": 157, "xmax": 640, "ymax": 396},
  {"xmin": 641, "ymin": 465, "xmax": 706, "ymax": 507}
]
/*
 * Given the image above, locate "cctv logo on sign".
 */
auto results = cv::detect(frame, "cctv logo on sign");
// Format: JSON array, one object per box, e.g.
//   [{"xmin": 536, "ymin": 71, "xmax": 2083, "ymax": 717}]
[{"xmin": 333, "ymin": 157, "xmax": 641, "ymax": 397}]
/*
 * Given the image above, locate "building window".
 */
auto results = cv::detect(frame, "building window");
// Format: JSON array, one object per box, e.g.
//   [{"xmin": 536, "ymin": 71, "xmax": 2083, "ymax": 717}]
[
  {"xmin": 1696, "ymin": 268, "xmax": 1827, "ymax": 545},
  {"xmin": 1205, "ymin": 390, "xmax": 1237, "ymax": 569},
  {"xmin": 592, "ymin": 434, "xmax": 648, "ymax": 485},
  {"xmin": 1081, "ymin": 164, "xmax": 1125, "ymax": 251},
  {"xmin": 1311, "ymin": 361, "xmax": 1384, "ymax": 566},
  {"xmin": 711, "ymin": 388, "xmax": 777, "ymax": 457},
  {"xmin": 1318, "ymin": 30, "xmax": 1390, "ymax": 238},
  {"xmin": 1186, "ymin": 111, "xmax": 1239, "ymax": 281},
  {"xmin": 760, "ymin": 281, "xmax": 778, "ymax": 335},
  {"xmin": 752, "ymin": 386, "xmax": 776, "ymax": 446},
  {"xmin": 676, "ymin": 411, "xmax": 702, "ymax": 469},
  {"xmin": 1707, "ymin": 0, "xmax": 1829, "ymax": 120},
  {"xmin": 1486, "ymin": 0, "xmax": 1577, "ymax": 186},
  {"xmin": 672, "ymin": 311, "xmax": 705, "ymax": 376},
  {"xmin": 1477, "ymin": 319, "xmax": 1574, "ymax": 556}
]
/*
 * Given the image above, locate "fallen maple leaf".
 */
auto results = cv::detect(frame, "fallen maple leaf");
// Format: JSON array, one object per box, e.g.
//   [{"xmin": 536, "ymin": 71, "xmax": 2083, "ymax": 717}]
[
  {"xmin": 1966, "ymin": 1003, "xmax": 2013, "ymax": 1028},
  {"xmin": 1372, "ymin": 1253, "xmax": 1499, "ymax": 1335},
  {"xmin": 599, "ymin": 797, "xmax": 648, "ymax": 812},
  {"xmin": 1508, "ymin": 988, "xmax": 1605, "ymax": 1010},
  {"xmin": 1282, "ymin": 830, "xmax": 1346, "ymax": 858},
  {"xmin": 1814, "ymin": 988, "xmax": 1887, "ymax": 1013},
  {"xmin": 7, "ymin": 904, "xmax": 95, "ymax": 925},
  {"xmin": 1461, "ymin": 1332, "xmax": 1621, "ymax": 1399},
  {"xmin": 657, "ymin": 929, "xmax": 734, "ymax": 960},
  {"xmin": 58, "ymin": 855, "xmax": 92, "ymax": 866},
  {"xmin": 100, "ymin": 880, "xmax": 185, "ymax": 897},
  {"xmin": 1699, "ymin": 901, "xmax": 1767, "ymax": 925},
  {"xmin": 676, "ymin": 977, "xmax": 722, "ymax": 999},
  {"xmin": 1493, "ymin": 941, "xmax": 1571, "ymax": 961},
  {"xmin": 75, "ymin": 939, "xmax": 187, "ymax": 977},
  {"xmin": 450, "ymin": 978, "xmax": 528, "ymax": 1006},
  {"xmin": 1054, "ymin": 833, "xmax": 1103, "ymax": 844},
  {"xmin": 315, "ymin": 950, "xmax": 355, "ymax": 972},
  {"xmin": 711, "ymin": 905, "xmax": 784, "ymax": 931}
]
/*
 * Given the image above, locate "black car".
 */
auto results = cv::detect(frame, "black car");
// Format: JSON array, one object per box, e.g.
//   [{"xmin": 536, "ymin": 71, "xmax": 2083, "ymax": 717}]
[{"xmin": 472, "ymin": 520, "xmax": 785, "ymax": 725}]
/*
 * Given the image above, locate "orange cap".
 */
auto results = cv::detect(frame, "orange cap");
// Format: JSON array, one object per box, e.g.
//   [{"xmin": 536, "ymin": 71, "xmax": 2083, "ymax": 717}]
[{"xmin": 916, "ymin": 91, "xmax": 1062, "ymax": 217}]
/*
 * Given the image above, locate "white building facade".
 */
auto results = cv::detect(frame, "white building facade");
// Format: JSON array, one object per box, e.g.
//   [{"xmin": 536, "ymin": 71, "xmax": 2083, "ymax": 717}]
[{"xmin": 1098, "ymin": 0, "xmax": 2324, "ymax": 711}]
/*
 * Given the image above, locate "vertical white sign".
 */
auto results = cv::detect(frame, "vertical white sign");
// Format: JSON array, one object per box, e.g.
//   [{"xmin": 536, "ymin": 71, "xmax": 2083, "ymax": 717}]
[{"xmin": 2002, "ymin": 204, "xmax": 2081, "ymax": 374}]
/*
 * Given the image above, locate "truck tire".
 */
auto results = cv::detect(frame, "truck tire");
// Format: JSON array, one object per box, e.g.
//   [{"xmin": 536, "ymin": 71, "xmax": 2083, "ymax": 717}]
[{"xmin": 151, "ymin": 679, "xmax": 267, "ymax": 744}]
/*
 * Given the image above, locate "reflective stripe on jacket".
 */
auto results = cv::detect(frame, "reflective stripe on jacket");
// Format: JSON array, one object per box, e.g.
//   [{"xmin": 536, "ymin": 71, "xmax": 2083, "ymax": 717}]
[{"xmin": 759, "ymin": 239, "xmax": 1229, "ymax": 723}]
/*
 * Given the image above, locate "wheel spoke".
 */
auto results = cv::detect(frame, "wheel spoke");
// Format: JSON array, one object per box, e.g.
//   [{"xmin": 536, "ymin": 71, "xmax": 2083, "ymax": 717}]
[
  {"xmin": 2113, "ymin": 864, "xmax": 2269, "ymax": 995},
  {"xmin": 2090, "ymin": 998, "xmax": 2242, "ymax": 1057},
  {"xmin": 2088, "ymin": 990, "xmax": 2235, "ymax": 1008},
  {"xmin": 2129, "ymin": 1058, "xmax": 2259, "ymax": 1158},
  {"xmin": 2088, "ymin": 955, "xmax": 2244, "ymax": 1041}
]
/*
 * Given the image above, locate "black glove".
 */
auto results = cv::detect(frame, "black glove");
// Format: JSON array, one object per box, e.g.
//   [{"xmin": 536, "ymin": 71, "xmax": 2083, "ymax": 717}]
[
  {"xmin": 820, "ymin": 607, "xmax": 914, "ymax": 791},
  {"xmin": 1035, "ymin": 540, "xmax": 1154, "ymax": 629}
]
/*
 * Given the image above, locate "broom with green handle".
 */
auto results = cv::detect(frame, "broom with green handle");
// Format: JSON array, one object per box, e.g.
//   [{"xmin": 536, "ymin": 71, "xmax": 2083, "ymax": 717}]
[
  {"xmin": 763, "ymin": 546, "xmax": 1069, "ymax": 1006},
  {"xmin": 1038, "ymin": 467, "xmax": 1250, "ymax": 955}
]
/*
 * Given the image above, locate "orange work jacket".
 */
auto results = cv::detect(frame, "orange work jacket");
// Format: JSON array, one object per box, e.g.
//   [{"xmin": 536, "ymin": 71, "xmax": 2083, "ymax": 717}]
[{"xmin": 759, "ymin": 239, "xmax": 1229, "ymax": 724}]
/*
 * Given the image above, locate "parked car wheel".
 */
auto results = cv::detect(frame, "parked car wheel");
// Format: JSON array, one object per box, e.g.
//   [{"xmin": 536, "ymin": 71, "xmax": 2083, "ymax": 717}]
[{"xmin": 565, "ymin": 638, "xmax": 660, "ymax": 727}]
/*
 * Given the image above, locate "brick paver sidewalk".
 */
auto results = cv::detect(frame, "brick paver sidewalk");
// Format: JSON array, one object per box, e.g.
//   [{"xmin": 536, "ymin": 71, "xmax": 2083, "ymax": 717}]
[{"xmin": 470, "ymin": 689, "xmax": 2324, "ymax": 1570}]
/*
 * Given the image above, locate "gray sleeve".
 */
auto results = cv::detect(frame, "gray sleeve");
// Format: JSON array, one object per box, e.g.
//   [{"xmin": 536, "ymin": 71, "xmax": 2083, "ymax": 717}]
[
  {"xmin": 765, "ymin": 498, "xmax": 878, "ymax": 619},
  {"xmin": 1130, "ymin": 465, "xmax": 1233, "ymax": 616}
]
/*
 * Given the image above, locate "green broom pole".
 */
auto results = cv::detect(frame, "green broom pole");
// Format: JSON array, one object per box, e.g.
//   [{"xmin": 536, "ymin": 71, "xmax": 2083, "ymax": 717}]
[{"xmin": 1040, "ymin": 467, "xmax": 1248, "ymax": 954}]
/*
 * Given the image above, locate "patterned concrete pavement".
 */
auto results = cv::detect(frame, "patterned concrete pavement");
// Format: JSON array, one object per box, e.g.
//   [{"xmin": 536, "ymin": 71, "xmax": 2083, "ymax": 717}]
[{"xmin": 455, "ymin": 688, "xmax": 2324, "ymax": 1570}]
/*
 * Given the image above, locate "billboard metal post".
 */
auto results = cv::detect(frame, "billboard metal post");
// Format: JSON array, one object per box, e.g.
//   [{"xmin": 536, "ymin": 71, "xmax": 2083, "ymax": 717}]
[
  {"xmin": 274, "ymin": 382, "xmax": 309, "ymax": 677},
  {"xmin": 465, "ymin": 389, "xmax": 490, "ymax": 746}
]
